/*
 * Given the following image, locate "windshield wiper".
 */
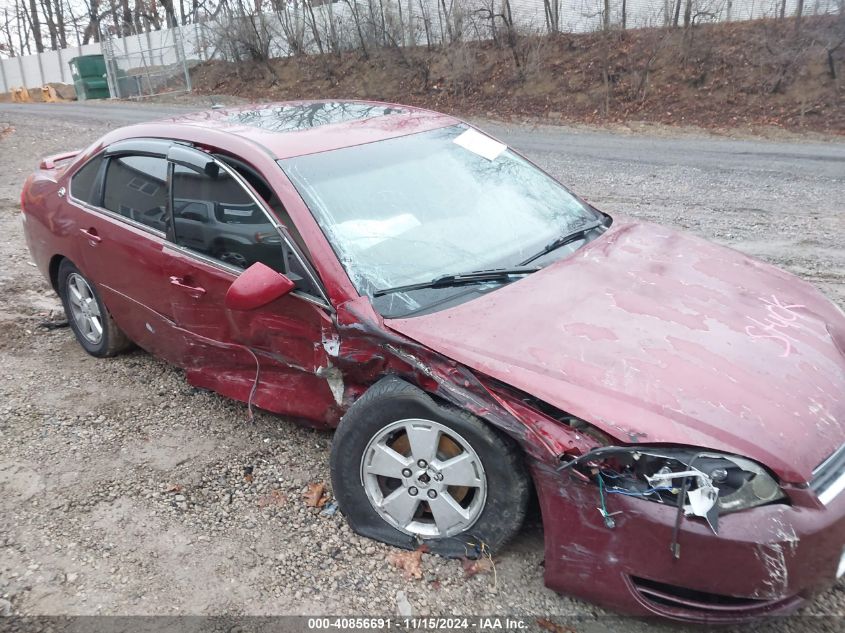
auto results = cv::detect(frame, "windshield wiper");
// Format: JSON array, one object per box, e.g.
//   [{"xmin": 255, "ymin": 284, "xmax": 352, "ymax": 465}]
[
  {"xmin": 518, "ymin": 220, "xmax": 606, "ymax": 266},
  {"xmin": 373, "ymin": 266, "xmax": 540, "ymax": 298}
]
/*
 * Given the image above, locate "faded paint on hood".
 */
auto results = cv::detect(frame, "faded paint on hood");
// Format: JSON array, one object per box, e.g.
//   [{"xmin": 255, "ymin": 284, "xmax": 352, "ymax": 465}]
[{"xmin": 386, "ymin": 220, "xmax": 845, "ymax": 483}]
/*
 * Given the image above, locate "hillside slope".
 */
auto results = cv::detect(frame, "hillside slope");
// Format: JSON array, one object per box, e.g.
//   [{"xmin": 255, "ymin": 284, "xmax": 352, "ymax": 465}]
[{"xmin": 191, "ymin": 16, "xmax": 845, "ymax": 134}]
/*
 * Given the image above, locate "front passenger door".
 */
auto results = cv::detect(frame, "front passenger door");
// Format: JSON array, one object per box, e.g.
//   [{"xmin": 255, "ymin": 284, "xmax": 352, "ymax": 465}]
[{"xmin": 161, "ymin": 148, "xmax": 342, "ymax": 426}]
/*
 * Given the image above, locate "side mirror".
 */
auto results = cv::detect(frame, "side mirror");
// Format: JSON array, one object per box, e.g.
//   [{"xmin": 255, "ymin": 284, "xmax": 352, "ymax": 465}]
[{"xmin": 225, "ymin": 262, "xmax": 295, "ymax": 311}]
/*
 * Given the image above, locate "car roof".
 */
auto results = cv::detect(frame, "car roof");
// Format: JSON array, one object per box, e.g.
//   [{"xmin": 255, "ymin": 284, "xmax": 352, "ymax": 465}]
[{"xmin": 165, "ymin": 100, "xmax": 461, "ymax": 160}]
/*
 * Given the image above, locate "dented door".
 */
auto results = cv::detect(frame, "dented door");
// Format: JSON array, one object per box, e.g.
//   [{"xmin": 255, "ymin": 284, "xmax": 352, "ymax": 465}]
[{"xmin": 162, "ymin": 245, "xmax": 342, "ymax": 427}]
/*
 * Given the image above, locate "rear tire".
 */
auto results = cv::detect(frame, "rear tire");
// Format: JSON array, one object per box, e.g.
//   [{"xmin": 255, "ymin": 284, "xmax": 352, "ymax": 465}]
[
  {"xmin": 57, "ymin": 259, "xmax": 132, "ymax": 357},
  {"xmin": 330, "ymin": 376, "xmax": 529, "ymax": 558}
]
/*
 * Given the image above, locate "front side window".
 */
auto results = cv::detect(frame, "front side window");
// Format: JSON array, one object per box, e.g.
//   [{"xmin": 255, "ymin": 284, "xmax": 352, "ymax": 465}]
[
  {"xmin": 171, "ymin": 164, "xmax": 287, "ymax": 273},
  {"xmin": 70, "ymin": 155, "xmax": 104, "ymax": 205},
  {"xmin": 103, "ymin": 154, "xmax": 169, "ymax": 232},
  {"xmin": 281, "ymin": 125, "xmax": 603, "ymax": 317}
]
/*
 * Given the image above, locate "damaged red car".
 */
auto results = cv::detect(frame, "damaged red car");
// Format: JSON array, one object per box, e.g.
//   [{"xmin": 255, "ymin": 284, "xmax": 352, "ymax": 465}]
[{"xmin": 20, "ymin": 101, "xmax": 845, "ymax": 622}]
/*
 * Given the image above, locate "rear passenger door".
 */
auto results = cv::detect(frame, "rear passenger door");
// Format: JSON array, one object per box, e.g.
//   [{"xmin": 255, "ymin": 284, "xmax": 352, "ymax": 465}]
[
  {"xmin": 70, "ymin": 140, "xmax": 187, "ymax": 363},
  {"xmin": 161, "ymin": 147, "xmax": 342, "ymax": 425}
]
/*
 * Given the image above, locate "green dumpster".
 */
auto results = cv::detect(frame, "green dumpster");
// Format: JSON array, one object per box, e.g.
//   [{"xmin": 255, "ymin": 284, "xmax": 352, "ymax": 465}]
[{"xmin": 69, "ymin": 54, "xmax": 110, "ymax": 100}]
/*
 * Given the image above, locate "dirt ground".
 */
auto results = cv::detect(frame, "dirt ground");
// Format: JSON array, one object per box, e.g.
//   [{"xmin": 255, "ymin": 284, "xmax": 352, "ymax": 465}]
[{"xmin": 0, "ymin": 103, "xmax": 844, "ymax": 631}]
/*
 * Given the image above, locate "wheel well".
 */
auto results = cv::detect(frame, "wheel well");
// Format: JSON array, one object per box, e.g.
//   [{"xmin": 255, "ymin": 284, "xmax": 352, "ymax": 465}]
[
  {"xmin": 421, "ymin": 382, "xmax": 542, "ymax": 516},
  {"xmin": 48, "ymin": 255, "xmax": 65, "ymax": 292}
]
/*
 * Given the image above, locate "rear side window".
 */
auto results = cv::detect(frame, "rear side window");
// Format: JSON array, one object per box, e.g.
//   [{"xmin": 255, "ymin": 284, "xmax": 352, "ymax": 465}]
[
  {"xmin": 70, "ymin": 156, "xmax": 103, "ymax": 205},
  {"xmin": 103, "ymin": 155, "xmax": 169, "ymax": 232}
]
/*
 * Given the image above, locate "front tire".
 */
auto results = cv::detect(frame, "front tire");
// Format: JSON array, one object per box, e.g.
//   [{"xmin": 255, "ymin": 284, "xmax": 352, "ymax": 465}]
[
  {"xmin": 330, "ymin": 376, "xmax": 529, "ymax": 558},
  {"xmin": 57, "ymin": 259, "xmax": 131, "ymax": 357}
]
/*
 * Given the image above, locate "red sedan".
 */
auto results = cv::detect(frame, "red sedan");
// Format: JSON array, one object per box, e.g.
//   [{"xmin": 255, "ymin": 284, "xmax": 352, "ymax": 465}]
[{"xmin": 20, "ymin": 101, "xmax": 845, "ymax": 622}]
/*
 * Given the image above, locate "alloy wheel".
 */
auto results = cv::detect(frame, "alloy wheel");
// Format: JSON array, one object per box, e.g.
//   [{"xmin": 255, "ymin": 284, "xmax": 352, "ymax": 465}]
[
  {"xmin": 360, "ymin": 418, "xmax": 487, "ymax": 539},
  {"xmin": 66, "ymin": 273, "xmax": 104, "ymax": 345}
]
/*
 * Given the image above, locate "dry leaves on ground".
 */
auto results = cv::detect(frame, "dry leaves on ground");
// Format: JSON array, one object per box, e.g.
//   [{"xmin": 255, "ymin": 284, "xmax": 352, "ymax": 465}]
[
  {"xmin": 461, "ymin": 556, "xmax": 494, "ymax": 578},
  {"xmin": 303, "ymin": 481, "xmax": 328, "ymax": 507},
  {"xmin": 537, "ymin": 618, "xmax": 578, "ymax": 633},
  {"xmin": 388, "ymin": 549, "xmax": 425, "ymax": 580}
]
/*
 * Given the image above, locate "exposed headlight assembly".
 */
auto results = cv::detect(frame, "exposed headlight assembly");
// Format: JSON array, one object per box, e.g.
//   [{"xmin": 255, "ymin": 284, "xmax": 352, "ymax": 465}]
[{"xmin": 561, "ymin": 446, "xmax": 786, "ymax": 537}]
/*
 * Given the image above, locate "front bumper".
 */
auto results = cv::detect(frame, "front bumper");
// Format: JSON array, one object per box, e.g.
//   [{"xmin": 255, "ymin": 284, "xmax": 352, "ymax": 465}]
[{"xmin": 532, "ymin": 465, "xmax": 845, "ymax": 622}]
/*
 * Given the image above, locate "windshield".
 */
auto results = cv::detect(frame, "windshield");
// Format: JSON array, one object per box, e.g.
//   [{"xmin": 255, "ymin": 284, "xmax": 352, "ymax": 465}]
[{"xmin": 280, "ymin": 125, "xmax": 603, "ymax": 316}]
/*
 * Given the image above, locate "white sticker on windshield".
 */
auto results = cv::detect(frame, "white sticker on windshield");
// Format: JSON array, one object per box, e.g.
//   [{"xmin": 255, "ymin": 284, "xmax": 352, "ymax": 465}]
[{"xmin": 453, "ymin": 128, "xmax": 507, "ymax": 161}]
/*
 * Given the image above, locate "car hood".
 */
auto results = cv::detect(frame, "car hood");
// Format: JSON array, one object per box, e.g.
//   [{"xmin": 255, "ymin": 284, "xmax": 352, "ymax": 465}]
[{"xmin": 385, "ymin": 220, "xmax": 845, "ymax": 483}]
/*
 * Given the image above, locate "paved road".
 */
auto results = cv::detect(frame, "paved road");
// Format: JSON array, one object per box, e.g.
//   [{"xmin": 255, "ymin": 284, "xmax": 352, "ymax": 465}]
[{"xmin": 2, "ymin": 101, "xmax": 844, "ymax": 179}]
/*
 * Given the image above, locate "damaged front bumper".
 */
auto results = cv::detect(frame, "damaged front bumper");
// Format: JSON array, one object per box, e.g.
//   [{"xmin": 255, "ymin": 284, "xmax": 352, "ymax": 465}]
[{"xmin": 532, "ymin": 464, "xmax": 845, "ymax": 622}]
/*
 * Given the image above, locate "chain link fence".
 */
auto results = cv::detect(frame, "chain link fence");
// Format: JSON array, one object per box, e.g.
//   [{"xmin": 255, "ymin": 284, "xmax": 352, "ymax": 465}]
[{"xmin": 101, "ymin": 27, "xmax": 192, "ymax": 99}]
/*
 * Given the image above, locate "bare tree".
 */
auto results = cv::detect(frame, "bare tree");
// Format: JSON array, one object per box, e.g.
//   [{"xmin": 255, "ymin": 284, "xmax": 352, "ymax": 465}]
[
  {"xmin": 27, "ymin": 0, "xmax": 45, "ymax": 52},
  {"xmin": 794, "ymin": 0, "xmax": 805, "ymax": 32},
  {"xmin": 272, "ymin": 0, "xmax": 305, "ymax": 55},
  {"xmin": 543, "ymin": 0, "xmax": 560, "ymax": 33},
  {"xmin": 81, "ymin": 0, "xmax": 101, "ymax": 43},
  {"xmin": 345, "ymin": 0, "xmax": 370, "ymax": 57},
  {"xmin": 1, "ymin": 7, "xmax": 18, "ymax": 55}
]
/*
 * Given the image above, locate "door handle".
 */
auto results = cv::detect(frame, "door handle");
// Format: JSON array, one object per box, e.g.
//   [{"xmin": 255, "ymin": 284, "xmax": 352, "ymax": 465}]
[
  {"xmin": 169, "ymin": 276, "xmax": 206, "ymax": 299},
  {"xmin": 79, "ymin": 227, "xmax": 101, "ymax": 245}
]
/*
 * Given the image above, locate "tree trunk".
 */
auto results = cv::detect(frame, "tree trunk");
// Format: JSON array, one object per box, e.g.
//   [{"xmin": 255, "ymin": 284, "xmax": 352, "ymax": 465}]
[
  {"xmin": 439, "ymin": 0, "xmax": 452, "ymax": 43},
  {"xmin": 3, "ymin": 8, "xmax": 17, "ymax": 55},
  {"xmin": 121, "ymin": 0, "xmax": 132, "ymax": 33},
  {"xmin": 346, "ymin": 0, "xmax": 370, "ymax": 58},
  {"xmin": 28, "ymin": 0, "xmax": 44, "ymax": 52},
  {"xmin": 305, "ymin": 0, "xmax": 325, "ymax": 55},
  {"xmin": 672, "ymin": 0, "xmax": 681, "ymax": 27},
  {"xmin": 160, "ymin": 0, "xmax": 178, "ymax": 28},
  {"xmin": 53, "ymin": 0, "xmax": 67, "ymax": 47},
  {"xmin": 41, "ymin": 0, "xmax": 58, "ymax": 49},
  {"xmin": 543, "ymin": 0, "xmax": 559, "ymax": 33},
  {"xmin": 17, "ymin": 0, "xmax": 31, "ymax": 53},
  {"xmin": 82, "ymin": 0, "xmax": 101, "ymax": 43}
]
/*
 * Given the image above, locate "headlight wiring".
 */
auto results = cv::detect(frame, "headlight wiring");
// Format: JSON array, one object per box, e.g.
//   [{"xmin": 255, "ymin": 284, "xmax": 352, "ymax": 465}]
[{"xmin": 561, "ymin": 446, "xmax": 786, "ymax": 546}]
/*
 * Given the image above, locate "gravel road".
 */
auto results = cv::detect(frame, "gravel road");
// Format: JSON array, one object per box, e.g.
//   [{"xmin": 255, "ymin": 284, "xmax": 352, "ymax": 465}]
[{"xmin": 0, "ymin": 102, "xmax": 843, "ymax": 630}]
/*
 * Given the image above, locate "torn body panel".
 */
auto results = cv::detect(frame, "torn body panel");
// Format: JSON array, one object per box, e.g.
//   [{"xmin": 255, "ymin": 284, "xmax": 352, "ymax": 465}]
[{"xmin": 534, "ymin": 461, "xmax": 845, "ymax": 620}]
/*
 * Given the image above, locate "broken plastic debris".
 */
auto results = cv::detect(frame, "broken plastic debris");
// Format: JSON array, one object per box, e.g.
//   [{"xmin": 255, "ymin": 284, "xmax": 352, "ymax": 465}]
[
  {"xmin": 319, "ymin": 500, "xmax": 339, "ymax": 517},
  {"xmin": 453, "ymin": 128, "xmax": 506, "ymax": 161},
  {"xmin": 686, "ymin": 484, "xmax": 720, "ymax": 534},
  {"xmin": 686, "ymin": 485, "xmax": 718, "ymax": 517}
]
